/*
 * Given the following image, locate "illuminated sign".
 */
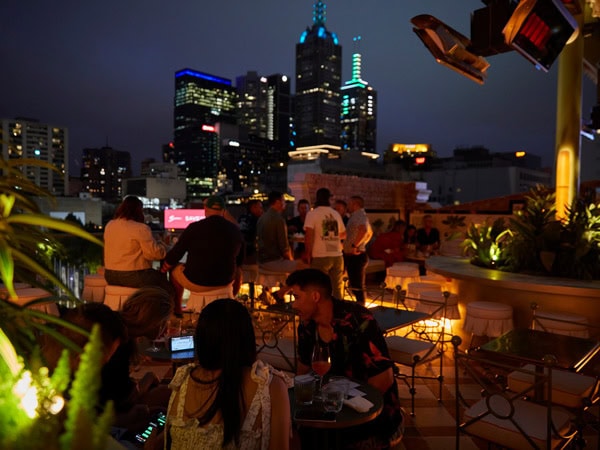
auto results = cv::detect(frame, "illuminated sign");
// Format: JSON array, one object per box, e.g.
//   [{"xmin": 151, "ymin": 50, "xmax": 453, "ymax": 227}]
[
  {"xmin": 391, "ymin": 144, "xmax": 430, "ymax": 154},
  {"xmin": 515, "ymin": 151, "xmax": 526, "ymax": 157},
  {"xmin": 164, "ymin": 209, "xmax": 205, "ymax": 229},
  {"xmin": 201, "ymin": 125, "xmax": 216, "ymax": 132},
  {"xmin": 415, "ymin": 157, "xmax": 426, "ymax": 165}
]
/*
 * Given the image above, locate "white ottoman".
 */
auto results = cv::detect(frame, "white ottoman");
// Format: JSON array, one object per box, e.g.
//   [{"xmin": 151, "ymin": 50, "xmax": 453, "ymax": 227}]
[
  {"xmin": 185, "ymin": 285, "xmax": 234, "ymax": 312},
  {"xmin": 10, "ymin": 287, "xmax": 59, "ymax": 316},
  {"xmin": 81, "ymin": 273, "xmax": 107, "ymax": 303},
  {"xmin": 464, "ymin": 301, "xmax": 514, "ymax": 339},
  {"xmin": 416, "ymin": 290, "xmax": 461, "ymax": 320},
  {"xmin": 385, "ymin": 262, "xmax": 420, "ymax": 291},
  {"xmin": 534, "ymin": 310, "xmax": 589, "ymax": 338},
  {"xmin": 405, "ymin": 282, "xmax": 442, "ymax": 310},
  {"xmin": 104, "ymin": 285, "xmax": 138, "ymax": 311}
]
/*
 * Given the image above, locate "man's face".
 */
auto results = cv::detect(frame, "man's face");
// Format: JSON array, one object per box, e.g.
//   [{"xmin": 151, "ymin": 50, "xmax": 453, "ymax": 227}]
[
  {"xmin": 334, "ymin": 203, "xmax": 346, "ymax": 216},
  {"xmin": 298, "ymin": 203, "xmax": 309, "ymax": 216},
  {"xmin": 347, "ymin": 199, "xmax": 358, "ymax": 213},
  {"xmin": 250, "ymin": 202, "xmax": 264, "ymax": 217},
  {"xmin": 424, "ymin": 217, "xmax": 433, "ymax": 229},
  {"xmin": 290, "ymin": 284, "xmax": 319, "ymax": 322},
  {"xmin": 273, "ymin": 197, "xmax": 285, "ymax": 212}
]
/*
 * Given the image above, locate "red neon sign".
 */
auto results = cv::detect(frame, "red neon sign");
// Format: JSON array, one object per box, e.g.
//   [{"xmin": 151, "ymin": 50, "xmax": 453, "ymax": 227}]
[
  {"xmin": 201, "ymin": 125, "xmax": 216, "ymax": 132},
  {"xmin": 415, "ymin": 157, "xmax": 426, "ymax": 165},
  {"xmin": 164, "ymin": 209, "xmax": 205, "ymax": 229}
]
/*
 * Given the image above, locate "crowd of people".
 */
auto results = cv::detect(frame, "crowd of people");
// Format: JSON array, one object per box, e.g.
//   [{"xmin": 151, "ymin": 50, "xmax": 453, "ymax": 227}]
[{"xmin": 46, "ymin": 192, "xmax": 445, "ymax": 449}]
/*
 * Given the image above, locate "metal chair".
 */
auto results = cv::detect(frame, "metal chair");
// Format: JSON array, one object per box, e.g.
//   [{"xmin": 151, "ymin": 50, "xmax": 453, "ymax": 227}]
[{"xmin": 453, "ymin": 335, "xmax": 577, "ymax": 449}]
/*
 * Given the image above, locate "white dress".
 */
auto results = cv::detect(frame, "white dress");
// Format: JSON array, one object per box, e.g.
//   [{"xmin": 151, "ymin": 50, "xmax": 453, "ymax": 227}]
[{"xmin": 165, "ymin": 360, "xmax": 273, "ymax": 450}]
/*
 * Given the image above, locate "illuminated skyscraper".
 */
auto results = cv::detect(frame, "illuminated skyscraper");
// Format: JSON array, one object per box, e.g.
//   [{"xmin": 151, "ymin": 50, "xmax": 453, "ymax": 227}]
[
  {"xmin": 80, "ymin": 146, "xmax": 131, "ymax": 200},
  {"xmin": 0, "ymin": 117, "xmax": 68, "ymax": 195},
  {"xmin": 173, "ymin": 69, "xmax": 237, "ymax": 198},
  {"xmin": 295, "ymin": 1, "xmax": 342, "ymax": 148},
  {"xmin": 340, "ymin": 39, "xmax": 377, "ymax": 153}
]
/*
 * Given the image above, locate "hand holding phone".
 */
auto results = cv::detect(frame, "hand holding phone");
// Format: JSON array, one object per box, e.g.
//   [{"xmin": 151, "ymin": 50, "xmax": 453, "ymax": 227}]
[{"xmin": 135, "ymin": 411, "xmax": 166, "ymax": 445}]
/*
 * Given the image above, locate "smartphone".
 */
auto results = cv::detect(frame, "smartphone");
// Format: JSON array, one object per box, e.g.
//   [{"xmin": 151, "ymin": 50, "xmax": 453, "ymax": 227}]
[
  {"xmin": 134, "ymin": 411, "xmax": 167, "ymax": 444},
  {"xmin": 170, "ymin": 335, "xmax": 194, "ymax": 352}
]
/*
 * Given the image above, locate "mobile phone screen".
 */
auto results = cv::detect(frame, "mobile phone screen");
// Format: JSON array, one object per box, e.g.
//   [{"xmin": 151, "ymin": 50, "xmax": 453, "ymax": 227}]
[{"xmin": 135, "ymin": 412, "xmax": 166, "ymax": 443}]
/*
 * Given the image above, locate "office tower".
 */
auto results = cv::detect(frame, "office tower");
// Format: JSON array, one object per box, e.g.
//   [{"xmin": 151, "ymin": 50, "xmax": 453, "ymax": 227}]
[
  {"xmin": 173, "ymin": 68, "xmax": 237, "ymax": 198},
  {"xmin": 295, "ymin": 1, "xmax": 342, "ymax": 148},
  {"xmin": 0, "ymin": 117, "xmax": 68, "ymax": 196},
  {"xmin": 341, "ymin": 41, "xmax": 377, "ymax": 153},
  {"xmin": 80, "ymin": 146, "xmax": 131, "ymax": 200},
  {"xmin": 236, "ymin": 71, "xmax": 268, "ymax": 139}
]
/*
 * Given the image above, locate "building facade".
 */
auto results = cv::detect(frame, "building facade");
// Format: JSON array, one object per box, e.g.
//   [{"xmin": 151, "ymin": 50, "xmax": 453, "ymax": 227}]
[
  {"xmin": 173, "ymin": 68, "xmax": 237, "ymax": 198},
  {"xmin": 0, "ymin": 117, "xmax": 68, "ymax": 196},
  {"xmin": 340, "ymin": 47, "xmax": 377, "ymax": 154},
  {"xmin": 294, "ymin": 1, "xmax": 342, "ymax": 148},
  {"xmin": 80, "ymin": 146, "xmax": 131, "ymax": 200}
]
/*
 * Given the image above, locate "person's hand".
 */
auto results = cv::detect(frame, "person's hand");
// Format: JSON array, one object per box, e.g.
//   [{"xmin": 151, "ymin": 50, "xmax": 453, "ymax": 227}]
[{"xmin": 143, "ymin": 429, "xmax": 164, "ymax": 450}]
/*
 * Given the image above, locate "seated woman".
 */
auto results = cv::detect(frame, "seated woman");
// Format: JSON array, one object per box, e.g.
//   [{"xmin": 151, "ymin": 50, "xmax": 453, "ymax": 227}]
[
  {"xmin": 161, "ymin": 298, "xmax": 290, "ymax": 450},
  {"xmin": 368, "ymin": 220, "xmax": 407, "ymax": 268},
  {"xmin": 103, "ymin": 195, "xmax": 175, "ymax": 300}
]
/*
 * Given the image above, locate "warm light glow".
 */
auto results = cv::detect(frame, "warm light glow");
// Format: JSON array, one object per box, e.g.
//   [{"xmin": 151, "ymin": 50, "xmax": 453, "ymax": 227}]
[
  {"xmin": 13, "ymin": 371, "xmax": 38, "ymax": 418},
  {"xmin": 391, "ymin": 143, "xmax": 430, "ymax": 154},
  {"xmin": 515, "ymin": 151, "xmax": 526, "ymax": 157},
  {"xmin": 201, "ymin": 125, "xmax": 216, "ymax": 132},
  {"xmin": 556, "ymin": 147, "xmax": 573, "ymax": 220},
  {"xmin": 415, "ymin": 157, "xmax": 426, "ymax": 165},
  {"xmin": 48, "ymin": 395, "xmax": 65, "ymax": 415}
]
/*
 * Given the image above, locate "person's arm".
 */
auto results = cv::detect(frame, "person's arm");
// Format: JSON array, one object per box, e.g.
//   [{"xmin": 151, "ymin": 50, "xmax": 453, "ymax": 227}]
[
  {"xmin": 303, "ymin": 227, "xmax": 314, "ymax": 264},
  {"xmin": 351, "ymin": 224, "xmax": 369, "ymax": 253},
  {"xmin": 367, "ymin": 366, "xmax": 395, "ymax": 394},
  {"xmin": 138, "ymin": 224, "xmax": 168, "ymax": 261},
  {"xmin": 296, "ymin": 360, "xmax": 311, "ymax": 375},
  {"xmin": 269, "ymin": 375, "xmax": 291, "ymax": 450},
  {"xmin": 277, "ymin": 219, "xmax": 293, "ymax": 260}
]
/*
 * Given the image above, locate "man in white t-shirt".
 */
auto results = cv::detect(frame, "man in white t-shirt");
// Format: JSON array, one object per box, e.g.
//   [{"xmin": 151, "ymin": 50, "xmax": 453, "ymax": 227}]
[{"xmin": 303, "ymin": 187, "xmax": 347, "ymax": 299}]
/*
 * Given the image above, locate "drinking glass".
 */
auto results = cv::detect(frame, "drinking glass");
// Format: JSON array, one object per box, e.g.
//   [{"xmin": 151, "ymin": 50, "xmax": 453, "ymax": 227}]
[
  {"xmin": 146, "ymin": 322, "xmax": 167, "ymax": 353},
  {"xmin": 311, "ymin": 340, "xmax": 331, "ymax": 395}
]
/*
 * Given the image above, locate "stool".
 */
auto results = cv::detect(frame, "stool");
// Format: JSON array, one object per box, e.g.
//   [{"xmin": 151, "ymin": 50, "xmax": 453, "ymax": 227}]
[
  {"xmin": 419, "ymin": 273, "xmax": 451, "ymax": 290},
  {"xmin": 185, "ymin": 285, "xmax": 234, "ymax": 312},
  {"xmin": 405, "ymin": 282, "xmax": 442, "ymax": 310},
  {"xmin": 240, "ymin": 264, "xmax": 259, "ymax": 304},
  {"xmin": 384, "ymin": 262, "xmax": 420, "ymax": 291},
  {"xmin": 464, "ymin": 301, "xmax": 514, "ymax": 348},
  {"xmin": 81, "ymin": 273, "xmax": 107, "ymax": 303},
  {"xmin": 104, "ymin": 285, "xmax": 138, "ymax": 310},
  {"xmin": 533, "ymin": 310, "xmax": 589, "ymax": 338},
  {"xmin": 10, "ymin": 287, "xmax": 59, "ymax": 316},
  {"xmin": 417, "ymin": 290, "xmax": 461, "ymax": 320},
  {"xmin": 257, "ymin": 266, "xmax": 288, "ymax": 299}
]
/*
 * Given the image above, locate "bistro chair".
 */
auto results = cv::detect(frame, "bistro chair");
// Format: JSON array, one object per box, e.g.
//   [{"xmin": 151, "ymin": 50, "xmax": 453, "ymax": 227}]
[
  {"xmin": 250, "ymin": 305, "xmax": 297, "ymax": 373},
  {"xmin": 531, "ymin": 302, "xmax": 590, "ymax": 338},
  {"xmin": 452, "ymin": 335, "xmax": 577, "ymax": 449},
  {"xmin": 385, "ymin": 292, "xmax": 448, "ymax": 416}
]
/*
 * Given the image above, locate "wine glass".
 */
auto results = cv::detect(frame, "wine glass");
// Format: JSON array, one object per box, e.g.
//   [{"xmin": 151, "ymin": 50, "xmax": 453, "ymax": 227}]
[
  {"xmin": 146, "ymin": 322, "xmax": 167, "ymax": 353},
  {"xmin": 311, "ymin": 340, "xmax": 331, "ymax": 395}
]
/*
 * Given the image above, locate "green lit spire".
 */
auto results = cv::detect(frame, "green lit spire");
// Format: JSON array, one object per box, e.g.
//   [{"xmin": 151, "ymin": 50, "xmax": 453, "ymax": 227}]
[{"xmin": 312, "ymin": 1, "xmax": 326, "ymax": 27}]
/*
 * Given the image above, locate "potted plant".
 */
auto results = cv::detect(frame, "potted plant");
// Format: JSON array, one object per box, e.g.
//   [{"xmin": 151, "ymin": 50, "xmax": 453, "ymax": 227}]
[{"xmin": 0, "ymin": 156, "xmax": 111, "ymax": 449}]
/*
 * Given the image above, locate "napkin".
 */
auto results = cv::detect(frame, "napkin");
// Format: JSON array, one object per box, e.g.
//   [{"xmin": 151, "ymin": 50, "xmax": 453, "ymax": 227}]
[{"xmin": 343, "ymin": 396, "xmax": 374, "ymax": 413}]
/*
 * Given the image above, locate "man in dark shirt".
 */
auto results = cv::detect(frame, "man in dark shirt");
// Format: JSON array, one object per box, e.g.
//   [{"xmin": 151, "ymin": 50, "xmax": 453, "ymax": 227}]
[
  {"xmin": 238, "ymin": 199, "xmax": 264, "ymax": 265},
  {"xmin": 416, "ymin": 214, "xmax": 440, "ymax": 254},
  {"xmin": 162, "ymin": 195, "xmax": 243, "ymax": 315},
  {"xmin": 287, "ymin": 268, "xmax": 403, "ymax": 449}
]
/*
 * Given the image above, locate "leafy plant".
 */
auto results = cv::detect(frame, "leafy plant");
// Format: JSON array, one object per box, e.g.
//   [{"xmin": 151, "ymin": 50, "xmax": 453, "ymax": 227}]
[
  {"xmin": 462, "ymin": 217, "xmax": 512, "ymax": 268},
  {"xmin": 0, "ymin": 156, "xmax": 110, "ymax": 448}
]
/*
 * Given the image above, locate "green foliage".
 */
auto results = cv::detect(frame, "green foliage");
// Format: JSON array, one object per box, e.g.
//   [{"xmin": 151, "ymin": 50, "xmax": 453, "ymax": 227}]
[
  {"xmin": 442, "ymin": 215, "xmax": 466, "ymax": 241},
  {"xmin": 462, "ymin": 218, "xmax": 511, "ymax": 268},
  {"xmin": 465, "ymin": 185, "xmax": 600, "ymax": 279}
]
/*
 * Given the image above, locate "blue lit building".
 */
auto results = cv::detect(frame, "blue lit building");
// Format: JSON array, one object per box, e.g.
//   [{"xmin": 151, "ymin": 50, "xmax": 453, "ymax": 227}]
[
  {"xmin": 295, "ymin": 1, "xmax": 342, "ymax": 148},
  {"xmin": 173, "ymin": 69, "xmax": 237, "ymax": 198},
  {"xmin": 340, "ymin": 40, "xmax": 377, "ymax": 154}
]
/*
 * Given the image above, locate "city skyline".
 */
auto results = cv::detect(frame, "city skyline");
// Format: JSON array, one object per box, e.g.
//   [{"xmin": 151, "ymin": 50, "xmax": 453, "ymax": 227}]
[{"xmin": 1, "ymin": 0, "xmax": 596, "ymax": 176}]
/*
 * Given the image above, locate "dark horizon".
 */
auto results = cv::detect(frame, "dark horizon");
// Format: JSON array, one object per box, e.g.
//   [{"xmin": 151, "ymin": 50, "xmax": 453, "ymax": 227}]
[{"xmin": 1, "ymin": 0, "xmax": 596, "ymax": 176}]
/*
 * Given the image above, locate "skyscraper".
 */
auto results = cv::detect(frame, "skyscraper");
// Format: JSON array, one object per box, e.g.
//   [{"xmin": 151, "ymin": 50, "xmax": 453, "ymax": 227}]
[
  {"xmin": 0, "ymin": 117, "xmax": 68, "ymax": 196},
  {"xmin": 80, "ymin": 146, "xmax": 131, "ymax": 200},
  {"xmin": 173, "ymin": 69, "xmax": 237, "ymax": 198},
  {"xmin": 295, "ymin": 1, "xmax": 342, "ymax": 149},
  {"xmin": 341, "ymin": 39, "xmax": 377, "ymax": 154}
]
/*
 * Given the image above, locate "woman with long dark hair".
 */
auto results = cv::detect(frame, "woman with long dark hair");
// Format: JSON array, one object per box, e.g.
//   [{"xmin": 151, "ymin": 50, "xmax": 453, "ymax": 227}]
[
  {"xmin": 164, "ymin": 299, "xmax": 290, "ymax": 449},
  {"xmin": 103, "ymin": 195, "xmax": 174, "ymax": 298}
]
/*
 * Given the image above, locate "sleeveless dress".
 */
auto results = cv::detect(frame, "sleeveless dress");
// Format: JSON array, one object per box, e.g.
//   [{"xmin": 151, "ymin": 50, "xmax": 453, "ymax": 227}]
[{"xmin": 165, "ymin": 360, "xmax": 273, "ymax": 450}]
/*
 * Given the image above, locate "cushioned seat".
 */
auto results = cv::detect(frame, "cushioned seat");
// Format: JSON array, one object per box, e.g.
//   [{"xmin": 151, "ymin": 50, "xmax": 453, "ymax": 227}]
[
  {"xmin": 534, "ymin": 310, "xmax": 589, "ymax": 338},
  {"xmin": 185, "ymin": 285, "xmax": 233, "ymax": 312},
  {"xmin": 405, "ymin": 282, "xmax": 442, "ymax": 310},
  {"xmin": 81, "ymin": 273, "xmax": 107, "ymax": 303},
  {"xmin": 10, "ymin": 287, "xmax": 59, "ymax": 316},
  {"xmin": 508, "ymin": 364, "xmax": 599, "ymax": 409},
  {"xmin": 257, "ymin": 267, "xmax": 288, "ymax": 288},
  {"xmin": 386, "ymin": 335, "xmax": 436, "ymax": 365},
  {"xmin": 416, "ymin": 290, "xmax": 461, "ymax": 320},
  {"xmin": 104, "ymin": 285, "xmax": 138, "ymax": 310},
  {"xmin": 385, "ymin": 262, "xmax": 420, "ymax": 291},
  {"xmin": 464, "ymin": 301, "xmax": 513, "ymax": 339}
]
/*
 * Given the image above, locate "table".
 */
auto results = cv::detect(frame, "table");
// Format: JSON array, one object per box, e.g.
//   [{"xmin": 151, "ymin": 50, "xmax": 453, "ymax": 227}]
[
  {"xmin": 478, "ymin": 328, "xmax": 600, "ymax": 372},
  {"xmin": 292, "ymin": 380, "xmax": 383, "ymax": 449},
  {"xmin": 369, "ymin": 305, "xmax": 430, "ymax": 335},
  {"xmin": 140, "ymin": 338, "xmax": 196, "ymax": 374}
]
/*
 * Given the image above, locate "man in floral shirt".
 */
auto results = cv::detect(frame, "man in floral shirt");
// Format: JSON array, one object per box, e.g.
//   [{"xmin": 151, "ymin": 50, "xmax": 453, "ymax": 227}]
[{"xmin": 287, "ymin": 268, "xmax": 403, "ymax": 449}]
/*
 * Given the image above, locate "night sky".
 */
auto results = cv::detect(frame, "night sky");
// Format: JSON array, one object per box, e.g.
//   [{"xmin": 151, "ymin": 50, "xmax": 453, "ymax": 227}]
[{"xmin": 1, "ymin": 0, "xmax": 595, "ymax": 176}]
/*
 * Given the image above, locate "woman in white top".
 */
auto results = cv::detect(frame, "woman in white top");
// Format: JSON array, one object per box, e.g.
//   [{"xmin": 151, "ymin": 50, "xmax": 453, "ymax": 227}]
[
  {"xmin": 103, "ymin": 196, "xmax": 175, "ymax": 299},
  {"xmin": 163, "ymin": 299, "xmax": 290, "ymax": 450}
]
